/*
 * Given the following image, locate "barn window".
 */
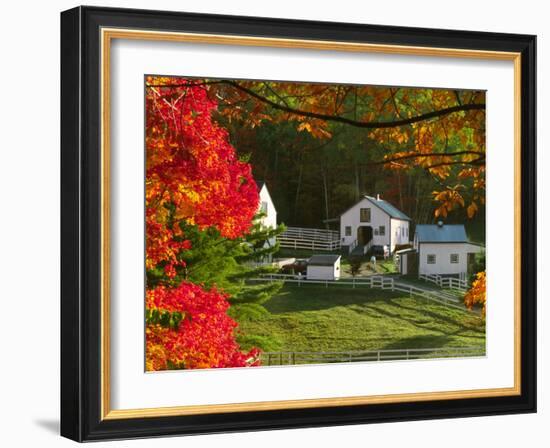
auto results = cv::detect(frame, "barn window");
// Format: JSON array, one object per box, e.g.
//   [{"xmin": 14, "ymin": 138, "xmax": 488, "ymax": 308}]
[
  {"xmin": 427, "ymin": 254, "xmax": 436, "ymax": 264},
  {"xmin": 450, "ymin": 253, "xmax": 459, "ymax": 263},
  {"xmin": 260, "ymin": 201, "xmax": 268, "ymax": 214},
  {"xmin": 360, "ymin": 208, "xmax": 371, "ymax": 222},
  {"xmin": 379, "ymin": 225, "xmax": 386, "ymax": 236},
  {"xmin": 406, "ymin": 227, "xmax": 409, "ymax": 237},
  {"xmin": 374, "ymin": 229, "xmax": 379, "ymax": 235},
  {"xmin": 345, "ymin": 226, "xmax": 351, "ymax": 236}
]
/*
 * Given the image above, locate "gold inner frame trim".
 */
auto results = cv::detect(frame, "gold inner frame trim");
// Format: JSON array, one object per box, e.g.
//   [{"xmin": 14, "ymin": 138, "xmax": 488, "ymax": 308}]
[{"xmin": 100, "ymin": 27, "xmax": 522, "ymax": 420}]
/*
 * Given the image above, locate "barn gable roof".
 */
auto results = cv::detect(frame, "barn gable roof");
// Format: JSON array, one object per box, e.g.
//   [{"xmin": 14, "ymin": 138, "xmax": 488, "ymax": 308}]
[
  {"xmin": 339, "ymin": 195, "xmax": 410, "ymax": 221},
  {"xmin": 255, "ymin": 180, "xmax": 278, "ymax": 216},
  {"xmin": 256, "ymin": 180, "xmax": 266, "ymax": 190},
  {"xmin": 415, "ymin": 224, "xmax": 469, "ymax": 243},
  {"xmin": 365, "ymin": 196, "xmax": 411, "ymax": 221},
  {"xmin": 308, "ymin": 254, "xmax": 341, "ymax": 266}
]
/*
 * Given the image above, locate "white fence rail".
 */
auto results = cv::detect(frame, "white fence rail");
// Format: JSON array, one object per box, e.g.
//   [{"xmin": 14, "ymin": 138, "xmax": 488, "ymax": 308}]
[
  {"xmin": 250, "ymin": 274, "xmax": 473, "ymax": 313},
  {"xmin": 279, "ymin": 226, "xmax": 341, "ymax": 251},
  {"xmin": 419, "ymin": 273, "xmax": 469, "ymax": 292},
  {"xmin": 261, "ymin": 346, "xmax": 485, "ymax": 365}
]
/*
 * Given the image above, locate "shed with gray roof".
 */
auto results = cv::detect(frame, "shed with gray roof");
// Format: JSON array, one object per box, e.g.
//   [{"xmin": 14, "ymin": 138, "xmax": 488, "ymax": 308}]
[
  {"xmin": 307, "ymin": 254, "xmax": 341, "ymax": 280},
  {"xmin": 413, "ymin": 222, "xmax": 482, "ymax": 278}
]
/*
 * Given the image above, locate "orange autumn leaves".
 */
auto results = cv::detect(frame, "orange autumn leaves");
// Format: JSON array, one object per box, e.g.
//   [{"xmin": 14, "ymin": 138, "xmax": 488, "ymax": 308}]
[
  {"xmin": 464, "ymin": 271, "xmax": 486, "ymax": 317},
  {"xmin": 375, "ymin": 113, "xmax": 485, "ymax": 221},
  {"xmin": 145, "ymin": 77, "xmax": 260, "ymax": 370},
  {"xmin": 218, "ymin": 81, "xmax": 485, "ymax": 219},
  {"xmin": 144, "ymin": 77, "xmax": 487, "ymax": 370}
]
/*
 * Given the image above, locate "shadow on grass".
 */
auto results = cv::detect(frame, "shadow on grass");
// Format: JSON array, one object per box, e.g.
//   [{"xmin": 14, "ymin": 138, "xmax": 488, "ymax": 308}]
[
  {"xmin": 263, "ymin": 284, "xmax": 400, "ymax": 314},
  {"xmin": 366, "ymin": 300, "xmax": 485, "ymax": 338},
  {"xmin": 386, "ymin": 298, "xmax": 484, "ymax": 332},
  {"xmin": 380, "ymin": 334, "xmax": 453, "ymax": 350}
]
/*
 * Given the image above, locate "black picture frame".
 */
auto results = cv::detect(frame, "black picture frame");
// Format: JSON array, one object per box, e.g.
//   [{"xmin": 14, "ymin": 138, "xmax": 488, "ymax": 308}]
[{"xmin": 61, "ymin": 5, "xmax": 536, "ymax": 442}]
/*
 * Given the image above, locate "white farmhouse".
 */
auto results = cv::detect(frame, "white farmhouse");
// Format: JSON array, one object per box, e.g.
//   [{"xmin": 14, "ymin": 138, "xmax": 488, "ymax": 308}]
[
  {"xmin": 306, "ymin": 255, "xmax": 341, "ymax": 280},
  {"xmin": 340, "ymin": 195, "xmax": 411, "ymax": 255},
  {"xmin": 414, "ymin": 223, "xmax": 482, "ymax": 278},
  {"xmin": 257, "ymin": 181, "xmax": 277, "ymax": 247}
]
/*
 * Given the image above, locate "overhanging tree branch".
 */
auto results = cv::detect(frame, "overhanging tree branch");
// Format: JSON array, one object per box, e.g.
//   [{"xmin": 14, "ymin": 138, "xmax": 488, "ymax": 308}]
[
  {"xmin": 225, "ymin": 80, "xmax": 485, "ymax": 129},
  {"xmin": 369, "ymin": 150, "xmax": 485, "ymax": 165},
  {"xmin": 147, "ymin": 80, "xmax": 486, "ymax": 130}
]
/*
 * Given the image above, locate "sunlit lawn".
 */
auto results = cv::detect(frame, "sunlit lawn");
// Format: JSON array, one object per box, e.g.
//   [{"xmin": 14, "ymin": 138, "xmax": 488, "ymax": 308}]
[{"xmin": 236, "ymin": 284, "xmax": 485, "ymax": 354}]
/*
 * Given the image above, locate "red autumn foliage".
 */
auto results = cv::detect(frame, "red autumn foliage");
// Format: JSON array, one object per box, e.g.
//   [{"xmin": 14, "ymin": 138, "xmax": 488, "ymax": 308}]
[
  {"xmin": 146, "ymin": 282, "xmax": 260, "ymax": 371},
  {"xmin": 145, "ymin": 76, "xmax": 261, "ymax": 370},
  {"xmin": 146, "ymin": 76, "xmax": 259, "ymax": 275}
]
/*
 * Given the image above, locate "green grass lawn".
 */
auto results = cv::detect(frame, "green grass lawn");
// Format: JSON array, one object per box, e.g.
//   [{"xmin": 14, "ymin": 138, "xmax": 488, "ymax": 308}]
[{"xmin": 236, "ymin": 284, "xmax": 485, "ymax": 354}]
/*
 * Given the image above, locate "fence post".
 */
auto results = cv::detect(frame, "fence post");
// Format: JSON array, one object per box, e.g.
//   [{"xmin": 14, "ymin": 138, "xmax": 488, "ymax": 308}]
[
  {"xmin": 325, "ymin": 280, "xmax": 328, "ymax": 288},
  {"xmin": 377, "ymin": 351, "xmax": 381, "ymax": 361}
]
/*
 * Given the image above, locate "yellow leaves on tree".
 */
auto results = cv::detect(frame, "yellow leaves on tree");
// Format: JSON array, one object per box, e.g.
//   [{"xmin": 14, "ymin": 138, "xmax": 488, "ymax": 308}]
[
  {"xmin": 209, "ymin": 79, "xmax": 486, "ymax": 219},
  {"xmin": 464, "ymin": 271, "xmax": 486, "ymax": 317},
  {"xmin": 432, "ymin": 188, "xmax": 465, "ymax": 218},
  {"xmin": 297, "ymin": 119, "xmax": 332, "ymax": 139},
  {"xmin": 467, "ymin": 201, "xmax": 478, "ymax": 218}
]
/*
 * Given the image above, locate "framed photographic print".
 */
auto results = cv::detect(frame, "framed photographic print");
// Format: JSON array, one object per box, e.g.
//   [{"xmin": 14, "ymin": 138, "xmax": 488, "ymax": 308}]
[{"xmin": 60, "ymin": 6, "xmax": 536, "ymax": 442}]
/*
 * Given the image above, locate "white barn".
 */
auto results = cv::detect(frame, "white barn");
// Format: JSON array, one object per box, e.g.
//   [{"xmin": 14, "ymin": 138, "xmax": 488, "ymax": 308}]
[
  {"xmin": 340, "ymin": 195, "xmax": 411, "ymax": 255},
  {"xmin": 257, "ymin": 181, "xmax": 277, "ymax": 247},
  {"xmin": 414, "ymin": 223, "xmax": 482, "ymax": 278},
  {"xmin": 306, "ymin": 255, "xmax": 341, "ymax": 280}
]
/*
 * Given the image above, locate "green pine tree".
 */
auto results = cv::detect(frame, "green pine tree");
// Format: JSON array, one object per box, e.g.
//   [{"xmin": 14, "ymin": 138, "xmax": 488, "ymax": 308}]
[{"xmin": 146, "ymin": 208, "xmax": 286, "ymax": 351}]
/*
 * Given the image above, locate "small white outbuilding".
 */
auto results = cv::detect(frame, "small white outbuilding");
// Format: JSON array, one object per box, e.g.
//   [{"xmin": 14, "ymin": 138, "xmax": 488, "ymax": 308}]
[
  {"xmin": 414, "ymin": 223, "xmax": 482, "ymax": 278},
  {"xmin": 306, "ymin": 255, "xmax": 342, "ymax": 281}
]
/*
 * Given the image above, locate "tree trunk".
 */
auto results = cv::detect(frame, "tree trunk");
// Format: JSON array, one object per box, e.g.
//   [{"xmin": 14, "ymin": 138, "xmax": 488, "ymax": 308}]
[
  {"xmin": 322, "ymin": 169, "xmax": 330, "ymax": 228},
  {"xmin": 293, "ymin": 154, "xmax": 304, "ymax": 222},
  {"xmin": 354, "ymin": 161, "xmax": 360, "ymax": 201}
]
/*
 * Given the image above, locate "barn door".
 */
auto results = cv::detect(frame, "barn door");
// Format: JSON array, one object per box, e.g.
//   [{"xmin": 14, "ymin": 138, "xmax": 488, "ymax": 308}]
[
  {"xmin": 408, "ymin": 253, "xmax": 419, "ymax": 276},
  {"xmin": 357, "ymin": 226, "xmax": 373, "ymax": 245}
]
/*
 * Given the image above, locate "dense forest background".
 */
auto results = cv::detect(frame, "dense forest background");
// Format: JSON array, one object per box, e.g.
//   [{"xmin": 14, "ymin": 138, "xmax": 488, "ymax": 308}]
[{"xmin": 210, "ymin": 80, "xmax": 486, "ymax": 243}]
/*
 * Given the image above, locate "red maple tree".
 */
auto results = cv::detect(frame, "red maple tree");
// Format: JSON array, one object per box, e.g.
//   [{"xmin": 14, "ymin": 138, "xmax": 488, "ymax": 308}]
[{"xmin": 145, "ymin": 76, "xmax": 260, "ymax": 370}]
